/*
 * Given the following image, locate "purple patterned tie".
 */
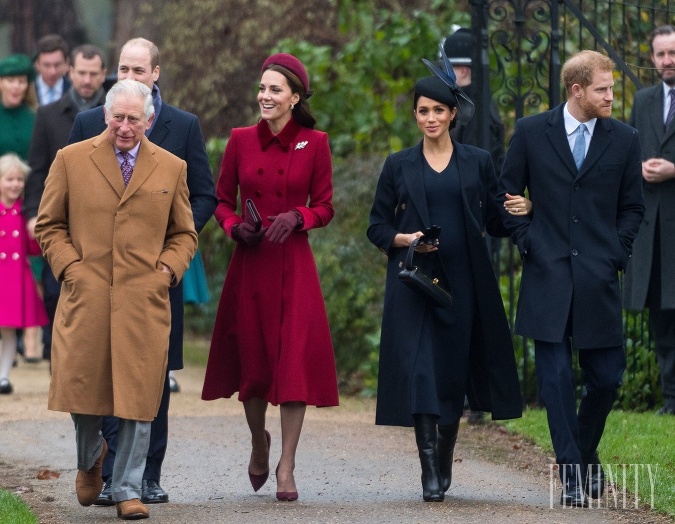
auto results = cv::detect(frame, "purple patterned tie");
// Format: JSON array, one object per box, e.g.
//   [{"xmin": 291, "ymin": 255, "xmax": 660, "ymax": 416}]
[
  {"xmin": 666, "ymin": 89, "xmax": 675, "ymax": 131},
  {"xmin": 120, "ymin": 152, "xmax": 133, "ymax": 186}
]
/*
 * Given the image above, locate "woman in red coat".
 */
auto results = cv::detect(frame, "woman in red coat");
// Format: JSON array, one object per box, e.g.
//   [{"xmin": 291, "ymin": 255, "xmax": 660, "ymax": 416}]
[{"xmin": 202, "ymin": 53, "xmax": 338, "ymax": 501}]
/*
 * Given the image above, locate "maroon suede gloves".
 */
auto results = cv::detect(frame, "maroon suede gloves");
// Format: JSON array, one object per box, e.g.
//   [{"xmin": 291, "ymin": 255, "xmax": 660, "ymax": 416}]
[
  {"xmin": 232, "ymin": 222, "xmax": 267, "ymax": 246},
  {"xmin": 266, "ymin": 210, "xmax": 303, "ymax": 243}
]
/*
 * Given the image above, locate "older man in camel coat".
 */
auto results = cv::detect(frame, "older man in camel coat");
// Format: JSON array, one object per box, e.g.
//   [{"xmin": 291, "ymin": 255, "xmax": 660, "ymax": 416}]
[{"xmin": 35, "ymin": 79, "xmax": 197, "ymax": 520}]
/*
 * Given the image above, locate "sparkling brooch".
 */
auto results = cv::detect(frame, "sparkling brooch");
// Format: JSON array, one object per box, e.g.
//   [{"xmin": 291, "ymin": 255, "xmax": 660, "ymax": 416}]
[{"xmin": 295, "ymin": 141, "xmax": 308, "ymax": 150}]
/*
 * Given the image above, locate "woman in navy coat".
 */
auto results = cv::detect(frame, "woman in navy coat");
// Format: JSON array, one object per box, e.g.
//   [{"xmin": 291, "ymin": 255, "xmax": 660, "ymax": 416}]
[
  {"xmin": 368, "ymin": 76, "xmax": 525, "ymax": 502},
  {"xmin": 202, "ymin": 54, "xmax": 338, "ymax": 501}
]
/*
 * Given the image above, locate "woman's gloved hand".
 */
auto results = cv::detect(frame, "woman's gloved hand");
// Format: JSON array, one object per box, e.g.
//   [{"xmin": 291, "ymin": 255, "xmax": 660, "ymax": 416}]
[
  {"xmin": 232, "ymin": 222, "xmax": 267, "ymax": 246},
  {"xmin": 266, "ymin": 210, "xmax": 302, "ymax": 243}
]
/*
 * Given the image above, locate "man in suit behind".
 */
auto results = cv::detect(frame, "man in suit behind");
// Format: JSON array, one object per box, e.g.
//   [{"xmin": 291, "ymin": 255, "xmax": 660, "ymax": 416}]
[
  {"xmin": 33, "ymin": 34, "xmax": 71, "ymax": 106},
  {"xmin": 25, "ymin": 44, "xmax": 108, "ymax": 361},
  {"xmin": 69, "ymin": 37, "xmax": 217, "ymax": 506},
  {"xmin": 498, "ymin": 50, "xmax": 644, "ymax": 507},
  {"xmin": 35, "ymin": 78, "xmax": 198, "ymax": 519},
  {"xmin": 623, "ymin": 25, "xmax": 675, "ymax": 416}
]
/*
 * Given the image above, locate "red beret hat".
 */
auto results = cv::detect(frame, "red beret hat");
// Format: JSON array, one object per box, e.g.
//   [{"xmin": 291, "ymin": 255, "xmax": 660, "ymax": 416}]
[{"xmin": 261, "ymin": 53, "xmax": 309, "ymax": 93}]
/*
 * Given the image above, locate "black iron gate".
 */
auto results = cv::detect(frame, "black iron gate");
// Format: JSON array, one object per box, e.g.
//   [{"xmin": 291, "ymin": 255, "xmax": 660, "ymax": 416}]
[{"xmin": 468, "ymin": 0, "xmax": 675, "ymax": 406}]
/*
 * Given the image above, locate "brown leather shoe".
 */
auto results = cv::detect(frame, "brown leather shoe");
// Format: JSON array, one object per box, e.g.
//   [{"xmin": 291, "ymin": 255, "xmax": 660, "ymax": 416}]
[
  {"xmin": 75, "ymin": 439, "xmax": 108, "ymax": 506},
  {"xmin": 116, "ymin": 498, "xmax": 149, "ymax": 519}
]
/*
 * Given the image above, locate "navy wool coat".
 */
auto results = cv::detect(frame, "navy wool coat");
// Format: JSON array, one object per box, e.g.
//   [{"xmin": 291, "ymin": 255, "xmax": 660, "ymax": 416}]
[
  {"xmin": 368, "ymin": 141, "xmax": 522, "ymax": 427},
  {"xmin": 498, "ymin": 104, "xmax": 644, "ymax": 349}
]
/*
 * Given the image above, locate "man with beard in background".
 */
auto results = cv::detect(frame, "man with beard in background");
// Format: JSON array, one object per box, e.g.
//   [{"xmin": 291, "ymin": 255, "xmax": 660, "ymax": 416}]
[{"xmin": 623, "ymin": 25, "xmax": 675, "ymax": 417}]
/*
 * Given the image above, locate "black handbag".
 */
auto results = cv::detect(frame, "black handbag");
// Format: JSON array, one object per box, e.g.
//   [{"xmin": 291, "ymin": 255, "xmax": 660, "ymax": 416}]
[{"xmin": 398, "ymin": 238, "xmax": 452, "ymax": 308}]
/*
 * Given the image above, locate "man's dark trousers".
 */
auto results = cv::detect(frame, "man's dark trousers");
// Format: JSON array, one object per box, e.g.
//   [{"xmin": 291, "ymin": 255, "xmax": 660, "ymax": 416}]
[{"xmin": 534, "ymin": 337, "xmax": 625, "ymax": 484}]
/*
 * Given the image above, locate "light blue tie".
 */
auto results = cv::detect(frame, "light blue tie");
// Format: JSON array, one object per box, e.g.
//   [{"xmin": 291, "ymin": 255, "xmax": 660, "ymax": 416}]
[{"xmin": 572, "ymin": 123, "xmax": 587, "ymax": 170}]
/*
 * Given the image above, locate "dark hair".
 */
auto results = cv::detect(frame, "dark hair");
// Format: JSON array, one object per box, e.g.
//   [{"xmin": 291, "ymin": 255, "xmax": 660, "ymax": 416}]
[
  {"xmin": 413, "ymin": 77, "xmax": 459, "ymax": 130},
  {"xmin": 35, "ymin": 34, "xmax": 69, "ymax": 62},
  {"xmin": 651, "ymin": 25, "xmax": 675, "ymax": 52},
  {"xmin": 264, "ymin": 64, "xmax": 316, "ymax": 129},
  {"xmin": 71, "ymin": 44, "xmax": 106, "ymax": 69}
]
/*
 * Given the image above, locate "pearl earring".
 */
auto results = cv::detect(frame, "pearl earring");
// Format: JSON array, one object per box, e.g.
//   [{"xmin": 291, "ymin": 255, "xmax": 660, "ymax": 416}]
[{"xmin": 291, "ymin": 103, "xmax": 295, "ymax": 110}]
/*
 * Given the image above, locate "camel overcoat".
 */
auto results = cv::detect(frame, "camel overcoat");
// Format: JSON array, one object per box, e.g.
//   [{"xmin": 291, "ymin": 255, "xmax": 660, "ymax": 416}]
[{"xmin": 35, "ymin": 131, "xmax": 197, "ymax": 421}]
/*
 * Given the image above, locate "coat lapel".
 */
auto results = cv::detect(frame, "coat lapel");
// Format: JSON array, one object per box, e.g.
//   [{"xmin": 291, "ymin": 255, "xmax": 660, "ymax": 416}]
[
  {"xmin": 91, "ymin": 132, "xmax": 126, "ymax": 199},
  {"xmin": 576, "ymin": 118, "xmax": 611, "ymax": 180},
  {"xmin": 402, "ymin": 142, "xmax": 432, "ymax": 226},
  {"xmin": 546, "ymin": 105, "xmax": 578, "ymax": 176},
  {"xmin": 148, "ymin": 108, "xmax": 169, "ymax": 146},
  {"xmin": 453, "ymin": 144, "xmax": 482, "ymax": 232}
]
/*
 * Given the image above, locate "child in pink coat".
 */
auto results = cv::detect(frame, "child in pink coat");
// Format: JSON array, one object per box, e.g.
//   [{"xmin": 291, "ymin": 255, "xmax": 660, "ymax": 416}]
[{"xmin": 0, "ymin": 153, "xmax": 48, "ymax": 394}]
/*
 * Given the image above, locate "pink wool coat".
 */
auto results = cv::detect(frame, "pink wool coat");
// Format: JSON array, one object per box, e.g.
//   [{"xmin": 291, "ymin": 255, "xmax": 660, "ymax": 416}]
[
  {"xmin": 202, "ymin": 119, "xmax": 338, "ymax": 407},
  {"xmin": 0, "ymin": 201, "xmax": 48, "ymax": 328},
  {"xmin": 35, "ymin": 132, "xmax": 197, "ymax": 421}
]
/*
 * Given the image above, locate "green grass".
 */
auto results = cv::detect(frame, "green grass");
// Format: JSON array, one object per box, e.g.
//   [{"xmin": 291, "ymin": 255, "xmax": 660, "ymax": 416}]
[
  {"xmin": 183, "ymin": 337, "xmax": 211, "ymax": 367},
  {"xmin": 504, "ymin": 408, "xmax": 675, "ymax": 516},
  {"xmin": 0, "ymin": 489, "xmax": 37, "ymax": 524}
]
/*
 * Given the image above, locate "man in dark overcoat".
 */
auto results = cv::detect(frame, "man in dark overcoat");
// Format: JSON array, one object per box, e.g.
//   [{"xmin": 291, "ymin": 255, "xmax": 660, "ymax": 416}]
[
  {"xmin": 498, "ymin": 50, "xmax": 644, "ymax": 507},
  {"xmin": 623, "ymin": 25, "xmax": 675, "ymax": 416},
  {"xmin": 68, "ymin": 38, "xmax": 216, "ymax": 505}
]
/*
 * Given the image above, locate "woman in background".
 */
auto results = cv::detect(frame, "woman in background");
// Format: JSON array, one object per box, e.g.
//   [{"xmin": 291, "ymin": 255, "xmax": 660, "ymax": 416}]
[{"xmin": 0, "ymin": 53, "xmax": 43, "ymax": 364}]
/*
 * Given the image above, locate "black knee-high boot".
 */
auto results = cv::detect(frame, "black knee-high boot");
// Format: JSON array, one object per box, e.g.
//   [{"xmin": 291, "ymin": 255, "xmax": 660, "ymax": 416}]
[
  {"xmin": 437, "ymin": 421, "xmax": 460, "ymax": 492},
  {"xmin": 413, "ymin": 414, "xmax": 444, "ymax": 502}
]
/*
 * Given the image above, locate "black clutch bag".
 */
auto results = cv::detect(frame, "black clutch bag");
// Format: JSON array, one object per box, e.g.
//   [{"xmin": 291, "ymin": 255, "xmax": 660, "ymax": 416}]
[
  {"xmin": 245, "ymin": 199, "xmax": 262, "ymax": 232},
  {"xmin": 398, "ymin": 238, "xmax": 452, "ymax": 308}
]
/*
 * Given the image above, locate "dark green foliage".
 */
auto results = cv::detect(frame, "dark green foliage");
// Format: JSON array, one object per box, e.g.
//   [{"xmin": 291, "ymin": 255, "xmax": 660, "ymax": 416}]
[
  {"xmin": 311, "ymin": 155, "xmax": 386, "ymax": 390},
  {"xmin": 273, "ymin": 2, "xmax": 466, "ymax": 156},
  {"xmin": 619, "ymin": 311, "xmax": 662, "ymax": 411}
]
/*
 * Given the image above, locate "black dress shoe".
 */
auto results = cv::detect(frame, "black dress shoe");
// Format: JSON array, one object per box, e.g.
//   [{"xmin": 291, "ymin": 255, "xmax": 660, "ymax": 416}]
[
  {"xmin": 93, "ymin": 478, "xmax": 114, "ymax": 506},
  {"xmin": 169, "ymin": 375, "xmax": 180, "ymax": 393},
  {"xmin": 141, "ymin": 479, "xmax": 169, "ymax": 504},
  {"xmin": 0, "ymin": 378, "xmax": 13, "ymax": 394},
  {"xmin": 585, "ymin": 455, "xmax": 605, "ymax": 499},
  {"xmin": 561, "ymin": 484, "xmax": 588, "ymax": 508}
]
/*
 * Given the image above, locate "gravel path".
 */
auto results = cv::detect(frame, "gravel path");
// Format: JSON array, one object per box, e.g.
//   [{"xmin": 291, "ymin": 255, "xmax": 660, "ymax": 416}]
[{"xmin": 1, "ymin": 360, "xmax": 671, "ymax": 523}]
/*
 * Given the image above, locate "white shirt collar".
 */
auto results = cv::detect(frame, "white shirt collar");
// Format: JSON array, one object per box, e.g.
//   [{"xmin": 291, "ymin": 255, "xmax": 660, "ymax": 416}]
[
  {"xmin": 563, "ymin": 103, "xmax": 597, "ymax": 137},
  {"xmin": 36, "ymin": 75, "xmax": 64, "ymax": 102}
]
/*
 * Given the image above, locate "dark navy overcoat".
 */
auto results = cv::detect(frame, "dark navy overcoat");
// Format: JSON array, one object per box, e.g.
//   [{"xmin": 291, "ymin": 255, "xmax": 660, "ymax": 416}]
[
  {"xmin": 368, "ymin": 141, "xmax": 522, "ymax": 427},
  {"xmin": 498, "ymin": 104, "xmax": 644, "ymax": 349}
]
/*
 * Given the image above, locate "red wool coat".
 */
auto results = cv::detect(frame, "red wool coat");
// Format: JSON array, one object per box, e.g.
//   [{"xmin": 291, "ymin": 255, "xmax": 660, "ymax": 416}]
[{"xmin": 202, "ymin": 119, "xmax": 338, "ymax": 407}]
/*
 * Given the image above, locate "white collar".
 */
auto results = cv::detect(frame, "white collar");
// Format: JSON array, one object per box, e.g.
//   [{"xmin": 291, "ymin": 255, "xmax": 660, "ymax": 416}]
[{"xmin": 563, "ymin": 103, "xmax": 597, "ymax": 137}]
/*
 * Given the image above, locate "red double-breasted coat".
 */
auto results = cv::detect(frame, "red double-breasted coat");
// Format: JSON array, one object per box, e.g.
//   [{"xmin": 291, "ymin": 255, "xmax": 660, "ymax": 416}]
[{"xmin": 202, "ymin": 119, "xmax": 338, "ymax": 406}]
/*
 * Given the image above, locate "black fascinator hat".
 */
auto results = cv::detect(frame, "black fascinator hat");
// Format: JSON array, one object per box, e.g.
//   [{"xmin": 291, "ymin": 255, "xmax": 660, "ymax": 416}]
[{"xmin": 420, "ymin": 43, "xmax": 475, "ymax": 124}]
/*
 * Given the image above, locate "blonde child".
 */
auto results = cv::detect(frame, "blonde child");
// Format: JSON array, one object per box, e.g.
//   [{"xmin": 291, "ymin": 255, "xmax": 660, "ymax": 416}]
[{"xmin": 0, "ymin": 153, "xmax": 48, "ymax": 393}]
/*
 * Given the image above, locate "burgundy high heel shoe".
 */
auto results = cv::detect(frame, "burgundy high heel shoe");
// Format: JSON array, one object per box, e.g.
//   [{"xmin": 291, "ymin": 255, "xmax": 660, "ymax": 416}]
[
  {"xmin": 275, "ymin": 464, "xmax": 299, "ymax": 501},
  {"xmin": 248, "ymin": 430, "xmax": 271, "ymax": 492}
]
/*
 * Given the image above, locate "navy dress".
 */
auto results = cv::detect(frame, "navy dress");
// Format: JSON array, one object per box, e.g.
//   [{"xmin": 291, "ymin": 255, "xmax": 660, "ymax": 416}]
[{"xmin": 410, "ymin": 154, "xmax": 476, "ymax": 425}]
